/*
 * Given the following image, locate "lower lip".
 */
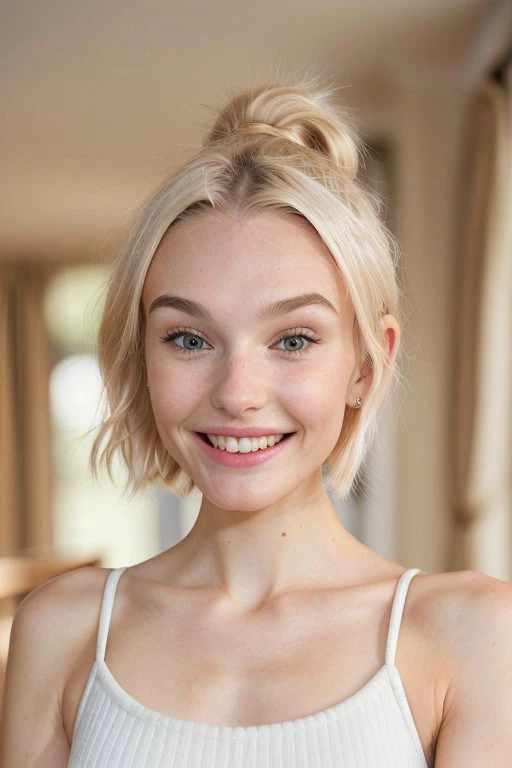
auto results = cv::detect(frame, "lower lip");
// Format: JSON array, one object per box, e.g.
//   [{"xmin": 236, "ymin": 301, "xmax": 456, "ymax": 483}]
[{"xmin": 191, "ymin": 432, "xmax": 294, "ymax": 468}]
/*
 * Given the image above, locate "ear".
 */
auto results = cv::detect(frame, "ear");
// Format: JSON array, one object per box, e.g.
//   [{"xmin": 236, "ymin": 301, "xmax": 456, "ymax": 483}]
[
  {"xmin": 348, "ymin": 314, "xmax": 400, "ymax": 404},
  {"xmin": 379, "ymin": 314, "xmax": 401, "ymax": 369}
]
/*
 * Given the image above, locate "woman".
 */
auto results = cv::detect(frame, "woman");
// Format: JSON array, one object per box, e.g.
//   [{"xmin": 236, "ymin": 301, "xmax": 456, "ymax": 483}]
[{"xmin": 1, "ymin": 78, "xmax": 511, "ymax": 768}]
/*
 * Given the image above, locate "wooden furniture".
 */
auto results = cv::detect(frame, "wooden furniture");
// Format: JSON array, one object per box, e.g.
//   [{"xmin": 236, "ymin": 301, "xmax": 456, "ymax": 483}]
[{"xmin": 0, "ymin": 553, "xmax": 102, "ymax": 600}]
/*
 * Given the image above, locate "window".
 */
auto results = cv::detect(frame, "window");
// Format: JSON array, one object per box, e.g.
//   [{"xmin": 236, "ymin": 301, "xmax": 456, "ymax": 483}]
[{"xmin": 44, "ymin": 265, "xmax": 160, "ymax": 567}]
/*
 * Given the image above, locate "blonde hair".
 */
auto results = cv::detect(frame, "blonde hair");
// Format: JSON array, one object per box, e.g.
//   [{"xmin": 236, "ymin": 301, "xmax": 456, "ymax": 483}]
[{"xmin": 89, "ymin": 75, "xmax": 403, "ymax": 500}]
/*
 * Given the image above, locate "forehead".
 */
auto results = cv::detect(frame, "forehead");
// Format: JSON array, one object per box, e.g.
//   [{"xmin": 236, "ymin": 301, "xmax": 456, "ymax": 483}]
[{"xmin": 142, "ymin": 209, "xmax": 351, "ymax": 315}]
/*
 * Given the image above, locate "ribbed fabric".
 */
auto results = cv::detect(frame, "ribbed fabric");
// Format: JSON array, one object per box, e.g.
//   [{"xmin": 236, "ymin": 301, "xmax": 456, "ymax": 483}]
[{"xmin": 68, "ymin": 567, "xmax": 428, "ymax": 768}]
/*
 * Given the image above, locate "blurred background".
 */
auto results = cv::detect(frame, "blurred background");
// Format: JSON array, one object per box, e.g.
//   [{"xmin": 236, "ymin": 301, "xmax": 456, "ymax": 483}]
[{"xmin": 0, "ymin": 0, "xmax": 511, "ymax": 697}]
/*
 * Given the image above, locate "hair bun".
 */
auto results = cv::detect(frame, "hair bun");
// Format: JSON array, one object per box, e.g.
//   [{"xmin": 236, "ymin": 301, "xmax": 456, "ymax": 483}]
[{"xmin": 205, "ymin": 80, "xmax": 363, "ymax": 180}]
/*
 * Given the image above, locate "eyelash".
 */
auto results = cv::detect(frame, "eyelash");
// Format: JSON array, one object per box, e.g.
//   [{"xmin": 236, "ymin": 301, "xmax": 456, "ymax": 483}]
[{"xmin": 160, "ymin": 326, "xmax": 320, "ymax": 358}]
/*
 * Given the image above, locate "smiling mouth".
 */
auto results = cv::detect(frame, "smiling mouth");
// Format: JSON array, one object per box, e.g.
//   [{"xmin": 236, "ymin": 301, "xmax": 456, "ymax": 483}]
[{"xmin": 196, "ymin": 432, "xmax": 295, "ymax": 448}]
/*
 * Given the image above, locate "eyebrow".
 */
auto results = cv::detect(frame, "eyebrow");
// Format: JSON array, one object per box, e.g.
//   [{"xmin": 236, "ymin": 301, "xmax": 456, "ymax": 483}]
[{"xmin": 148, "ymin": 292, "xmax": 339, "ymax": 321}]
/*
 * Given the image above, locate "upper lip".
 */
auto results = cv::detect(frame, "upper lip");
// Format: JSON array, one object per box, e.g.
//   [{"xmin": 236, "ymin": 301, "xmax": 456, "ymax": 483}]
[{"xmin": 196, "ymin": 427, "xmax": 294, "ymax": 437}]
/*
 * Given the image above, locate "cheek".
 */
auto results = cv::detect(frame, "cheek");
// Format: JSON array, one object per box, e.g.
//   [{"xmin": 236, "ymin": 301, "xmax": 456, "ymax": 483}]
[
  {"xmin": 285, "ymin": 357, "xmax": 347, "ymax": 407},
  {"xmin": 277, "ymin": 361, "xmax": 348, "ymax": 447},
  {"xmin": 148, "ymin": 374, "xmax": 200, "ymax": 464},
  {"xmin": 151, "ymin": 371, "xmax": 204, "ymax": 421},
  {"xmin": 148, "ymin": 364, "xmax": 204, "ymax": 425},
  {"xmin": 147, "ymin": 339, "xmax": 202, "ymax": 398}
]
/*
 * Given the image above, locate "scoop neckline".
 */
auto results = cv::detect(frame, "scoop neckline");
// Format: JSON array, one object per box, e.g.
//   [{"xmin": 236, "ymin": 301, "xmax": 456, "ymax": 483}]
[{"xmin": 95, "ymin": 657, "xmax": 393, "ymax": 736}]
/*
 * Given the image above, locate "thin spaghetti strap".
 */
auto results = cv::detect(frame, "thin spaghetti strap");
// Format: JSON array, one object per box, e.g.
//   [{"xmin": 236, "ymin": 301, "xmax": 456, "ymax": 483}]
[
  {"xmin": 385, "ymin": 568, "xmax": 422, "ymax": 666},
  {"xmin": 96, "ymin": 567, "xmax": 128, "ymax": 663}
]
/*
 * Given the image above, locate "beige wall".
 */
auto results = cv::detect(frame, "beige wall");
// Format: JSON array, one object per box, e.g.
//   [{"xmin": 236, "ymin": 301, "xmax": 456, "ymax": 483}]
[{"xmin": 393, "ymin": 82, "xmax": 468, "ymax": 572}]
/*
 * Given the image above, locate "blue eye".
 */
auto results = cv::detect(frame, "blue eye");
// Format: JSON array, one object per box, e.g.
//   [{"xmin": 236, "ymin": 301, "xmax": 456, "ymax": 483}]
[
  {"xmin": 274, "ymin": 332, "xmax": 316, "ymax": 356},
  {"xmin": 160, "ymin": 327, "xmax": 320, "ymax": 358}
]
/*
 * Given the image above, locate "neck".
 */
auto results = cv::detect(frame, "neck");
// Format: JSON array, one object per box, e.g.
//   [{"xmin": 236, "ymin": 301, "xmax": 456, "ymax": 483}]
[{"xmin": 163, "ymin": 483, "xmax": 370, "ymax": 613}]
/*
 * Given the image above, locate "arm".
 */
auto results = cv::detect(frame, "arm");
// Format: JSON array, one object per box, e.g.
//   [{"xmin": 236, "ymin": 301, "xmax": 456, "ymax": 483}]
[
  {"xmin": 434, "ymin": 572, "xmax": 512, "ymax": 766},
  {"xmin": 0, "ymin": 578, "xmax": 75, "ymax": 767}
]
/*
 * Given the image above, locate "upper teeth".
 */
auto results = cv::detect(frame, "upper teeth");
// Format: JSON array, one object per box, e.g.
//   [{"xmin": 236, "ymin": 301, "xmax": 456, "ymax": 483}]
[{"xmin": 206, "ymin": 434, "xmax": 285, "ymax": 453}]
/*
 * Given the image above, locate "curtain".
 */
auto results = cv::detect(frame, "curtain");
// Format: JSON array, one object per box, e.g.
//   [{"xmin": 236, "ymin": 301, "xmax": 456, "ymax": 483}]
[
  {"xmin": 0, "ymin": 264, "xmax": 54, "ymax": 556},
  {"xmin": 450, "ymin": 78, "xmax": 512, "ymax": 575},
  {"xmin": 0, "ymin": 267, "xmax": 20, "ymax": 554}
]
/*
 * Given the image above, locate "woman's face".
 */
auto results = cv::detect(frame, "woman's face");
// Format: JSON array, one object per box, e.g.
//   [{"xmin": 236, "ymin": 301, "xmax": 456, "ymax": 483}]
[{"xmin": 142, "ymin": 208, "xmax": 361, "ymax": 511}]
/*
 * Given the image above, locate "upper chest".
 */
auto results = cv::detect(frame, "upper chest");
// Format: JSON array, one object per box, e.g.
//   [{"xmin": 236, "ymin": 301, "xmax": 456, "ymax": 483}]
[{"xmin": 62, "ymin": 576, "xmax": 445, "ymax": 767}]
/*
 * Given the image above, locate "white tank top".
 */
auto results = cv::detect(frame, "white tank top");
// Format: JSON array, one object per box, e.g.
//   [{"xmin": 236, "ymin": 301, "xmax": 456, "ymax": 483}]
[{"xmin": 68, "ymin": 566, "xmax": 429, "ymax": 767}]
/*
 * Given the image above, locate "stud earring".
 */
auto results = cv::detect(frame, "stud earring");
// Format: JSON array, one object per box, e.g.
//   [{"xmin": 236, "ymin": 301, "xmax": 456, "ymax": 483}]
[{"xmin": 354, "ymin": 395, "xmax": 362, "ymax": 408}]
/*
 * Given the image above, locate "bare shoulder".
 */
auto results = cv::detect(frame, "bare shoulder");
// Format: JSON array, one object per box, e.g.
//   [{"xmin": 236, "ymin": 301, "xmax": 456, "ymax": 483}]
[
  {"xmin": 8, "ymin": 565, "xmax": 111, "ymax": 693},
  {"xmin": 20, "ymin": 562, "xmax": 110, "ymax": 605},
  {"xmin": 0, "ymin": 566, "xmax": 111, "ymax": 766},
  {"xmin": 411, "ymin": 568, "xmax": 512, "ymax": 658},
  {"xmin": 16, "ymin": 564, "xmax": 110, "ymax": 638},
  {"xmin": 412, "ymin": 569, "xmax": 512, "ymax": 765},
  {"xmin": 26, "ymin": 565, "xmax": 112, "ymax": 665}
]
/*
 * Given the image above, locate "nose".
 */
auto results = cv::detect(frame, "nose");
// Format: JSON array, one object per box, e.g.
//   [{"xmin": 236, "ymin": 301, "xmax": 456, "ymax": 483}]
[{"xmin": 210, "ymin": 351, "xmax": 269, "ymax": 415}]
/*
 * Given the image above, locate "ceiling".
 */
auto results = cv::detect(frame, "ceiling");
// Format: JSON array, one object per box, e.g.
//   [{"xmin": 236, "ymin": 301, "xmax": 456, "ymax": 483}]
[{"xmin": 0, "ymin": 0, "xmax": 496, "ymax": 261}]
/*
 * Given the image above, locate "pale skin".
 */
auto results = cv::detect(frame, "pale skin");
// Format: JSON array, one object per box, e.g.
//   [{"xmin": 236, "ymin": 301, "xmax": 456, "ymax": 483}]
[
  {"xmin": 1, "ymin": 209, "xmax": 511, "ymax": 767},
  {"xmin": 142, "ymin": 207, "xmax": 397, "ymax": 610}
]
